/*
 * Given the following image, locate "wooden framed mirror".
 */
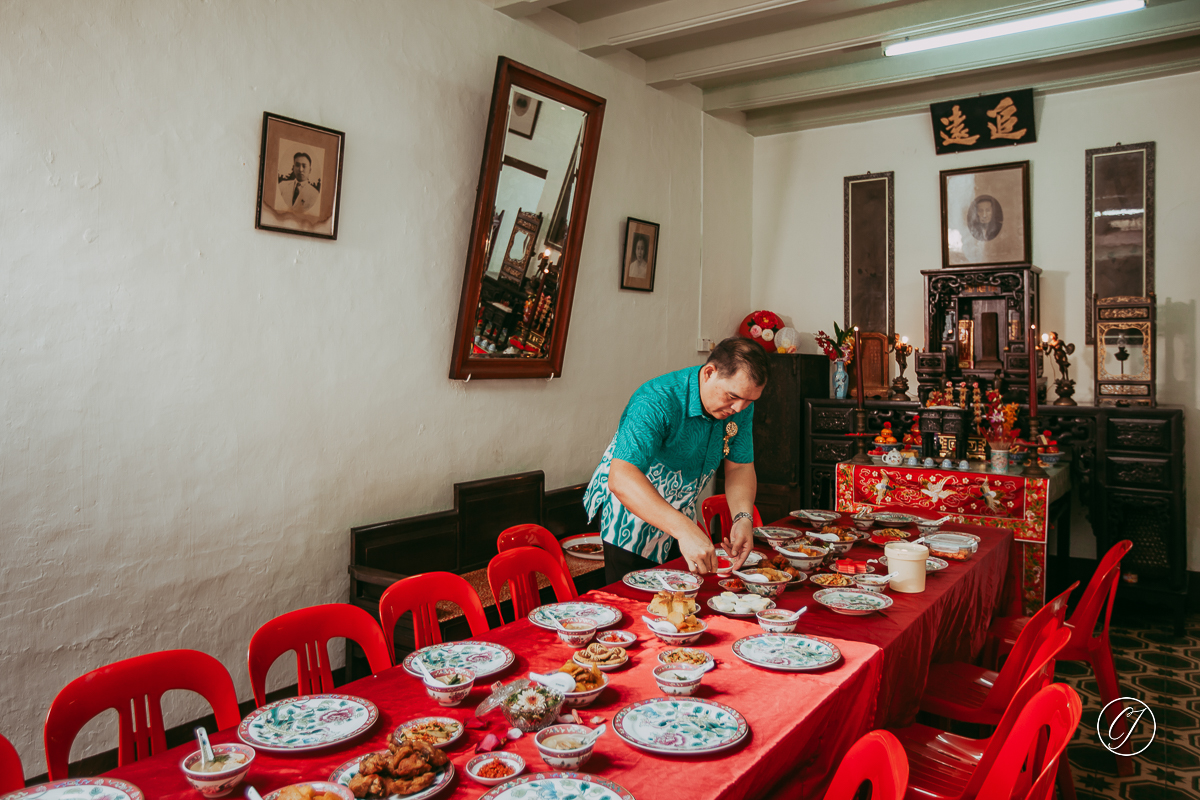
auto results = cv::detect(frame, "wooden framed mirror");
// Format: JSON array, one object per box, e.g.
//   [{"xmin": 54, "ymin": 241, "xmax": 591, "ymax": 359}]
[{"xmin": 449, "ymin": 57, "xmax": 606, "ymax": 380}]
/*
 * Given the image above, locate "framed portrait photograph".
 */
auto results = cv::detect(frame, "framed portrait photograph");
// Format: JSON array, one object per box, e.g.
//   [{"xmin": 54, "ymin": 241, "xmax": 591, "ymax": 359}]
[
  {"xmin": 621, "ymin": 217, "xmax": 659, "ymax": 292},
  {"xmin": 939, "ymin": 160, "xmax": 1030, "ymax": 268},
  {"xmin": 507, "ymin": 91, "xmax": 542, "ymax": 139},
  {"xmin": 255, "ymin": 112, "xmax": 345, "ymax": 240}
]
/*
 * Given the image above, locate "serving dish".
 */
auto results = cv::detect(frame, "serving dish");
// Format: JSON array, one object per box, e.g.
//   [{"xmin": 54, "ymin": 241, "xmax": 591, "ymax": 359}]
[
  {"xmin": 238, "ymin": 694, "xmax": 378, "ymax": 753},
  {"xmin": 789, "ymin": 509, "xmax": 841, "ymax": 524},
  {"xmin": 594, "ymin": 629, "xmax": 637, "ymax": 649},
  {"xmin": 622, "ymin": 569, "xmax": 702, "ymax": 595},
  {"xmin": 464, "ymin": 752, "xmax": 526, "ymax": 787},
  {"xmin": 752, "ymin": 526, "xmax": 802, "ymax": 545},
  {"xmin": 715, "ymin": 548, "xmax": 764, "ymax": 567},
  {"xmin": 772, "ymin": 542, "xmax": 828, "ymax": 572},
  {"xmin": 809, "ymin": 573, "xmax": 856, "ymax": 588},
  {"xmin": 612, "ymin": 698, "xmax": 748, "ymax": 755},
  {"xmin": 731, "ymin": 633, "xmax": 842, "ymax": 671},
  {"xmin": 562, "ymin": 672, "xmax": 608, "ymax": 708},
  {"xmin": 476, "ymin": 774, "xmax": 634, "ymax": 800},
  {"xmin": 264, "ymin": 783, "xmax": 355, "ymax": 800},
  {"xmin": 528, "ymin": 602, "xmax": 621, "ymax": 631},
  {"xmin": 1, "ymin": 779, "xmax": 144, "ymax": 800},
  {"xmin": 393, "ymin": 716, "xmax": 465, "ymax": 748},
  {"xmin": 573, "ymin": 650, "xmax": 629, "ymax": 672},
  {"xmin": 657, "ymin": 648, "xmax": 713, "ymax": 669},
  {"xmin": 706, "ymin": 593, "xmax": 776, "ymax": 618},
  {"xmin": 560, "ymin": 534, "xmax": 604, "ymax": 560},
  {"xmin": 329, "ymin": 755, "xmax": 454, "ymax": 800},
  {"xmin": 813, "ymin": 588, "xmax": 894, "ymax": 616},
  {"xmin": 871, "ymin": 512, "xmax": 917, "ymax": 526},
  {"xmin": 402, "ymin": 641, "xmax": 515, "ymax": 679},
  {"xmin": 647, "ymin": 616, "xmax": 706, "ymax": 646}
]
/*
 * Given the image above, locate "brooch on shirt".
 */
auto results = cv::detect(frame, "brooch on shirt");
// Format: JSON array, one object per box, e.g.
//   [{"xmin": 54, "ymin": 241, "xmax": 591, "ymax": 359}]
[{"xmin": 723, "ymin": 421, "xmax": 738, "ymax": 457}]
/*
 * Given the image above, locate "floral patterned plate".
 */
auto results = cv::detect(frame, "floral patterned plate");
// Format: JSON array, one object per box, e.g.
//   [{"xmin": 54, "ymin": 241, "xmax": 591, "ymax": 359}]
[
  {"xmin": 877, "ymin": 555, "xmax": 949, "ymax": 573},
  {"xmin": 731, "ymin": 633, "xmax": 842, "ymax": 672},
  {"xmin": 1, "ymin": 779, "xmax": 144, "ymax": 800},
  {"xmin": 871, "ymin": 512, "xmax": 917, "ymax": 525},
  {"xmin": 402, "ymin": 641, "xmax": 515, "ymax": 679},
  {"xmin": 264, "ymin": 782, "xmax": 354, "ymax": 800},
  {"xmin": 623, "ymin": 569, "xmax": 702, "ymax": 594},
  {"xmin": 239, "ymin": 694, "xmax": 379, "ymax": 753},
  {"xmin": 612, "ymin": 698, "xmax": 749, "ymax": 755},
  {"xmin": 528, "ymin": 601, "xmax": 622, "ymax": 630},
  {"xmin": 561, "ymin": 534, "xmax": 605, "ymax": 561},
  {"xmin": 393, "ymin": 716, "xmax": 465, "ymax": 748},
  {"xmin": 477, "ymin": 774, "xmax": 634, "ymax": 800},
  {"xmin": 789, "ymin": 509, "xmax": 841, "ymax": 524},
  {"xmin": 813, "ymin": 588, "xmax": 895, "ymax": 616},
  {"xmin": 329, "ymin": 753, "xmax": 455, "ymax": 800},
  {"xmin": 715, "ymin": 548, "xmax": 764, "ymax": 567}
]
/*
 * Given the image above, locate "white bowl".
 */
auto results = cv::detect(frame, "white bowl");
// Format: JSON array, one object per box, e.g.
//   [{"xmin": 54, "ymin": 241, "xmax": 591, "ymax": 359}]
[
  {"xmin": 555, "ymin": 617, "xmax": 598, "ymax": 647},
  {"xmin": 594, "ymin": 629, "xmax": 637, "ymax": 649},
  {"xmin": 465, "ymin": 752, "xmax": 526, "ymax": 786},
  {"xmin": 652, "ymin": 664, "xmax": 703, "ymax": 696},
  {"xmin": 853, "ymin": 574, "xmax": 891, "ymax": 594},
  {"xmin": 755, "ymin": 609, "xmax": 799, "ymax": 633},
  {"xmin": 647, "ymin": 616, "xmax": 707, "ymax": 645},
  {"xmin": 534, "ymin": 724, "xmax": 595, "ymax": 769},
  {"xmin": 657, "ymin": 648, "xmax": 713, "ymax": 670},
  {"xmin": 424, "ymin": 667, "xmax": 475, "ymax": 706},
  {"xmin": 180, "ymin": 744, "xmax": 256, "ymax": 798}
]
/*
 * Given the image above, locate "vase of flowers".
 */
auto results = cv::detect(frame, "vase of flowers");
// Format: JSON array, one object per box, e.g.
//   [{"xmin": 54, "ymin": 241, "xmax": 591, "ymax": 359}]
[
  {"xmin": 815, "ymin": 323, "xmax": 854, "ymax": 400},
  {"xmin": 978, "ymin": 390, "xmax": 1019, "ymax": 473}
]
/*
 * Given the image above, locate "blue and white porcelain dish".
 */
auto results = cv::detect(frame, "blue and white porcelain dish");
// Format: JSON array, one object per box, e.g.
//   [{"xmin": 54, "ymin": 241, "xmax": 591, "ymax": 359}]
[{"xmin": 238, "ymin": 694, "xmax": 378, "ymax": 753}]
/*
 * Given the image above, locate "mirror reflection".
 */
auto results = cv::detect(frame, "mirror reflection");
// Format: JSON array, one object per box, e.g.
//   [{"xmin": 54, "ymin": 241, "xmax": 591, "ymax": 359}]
[
  {"xmin": 473, "ymin": 87, "xmax": 586, "ymax": 358},
  {"xmin": 1100, "ymin": 325, "xmax": 1148, "ymax": 380}
]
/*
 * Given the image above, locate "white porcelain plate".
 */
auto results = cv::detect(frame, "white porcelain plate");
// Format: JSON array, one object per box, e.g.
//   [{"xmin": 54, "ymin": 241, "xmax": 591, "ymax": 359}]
[
  {"xmin": 239, "ymin": 694, "xmax": 378, "ymax": 753},
  {"xmin": 528, "ymin": 601, "xmax": 622, "ymax": 630},
  {"xmin": 2, "ymin": 779, "xmax": 144, "ymax": 800},
  {"xmin": 613, "ymin": 698, "xmax": 749, "ymax": 755},
  {"xmin": 329, "ymin": 753, "xmax": 454, "ymax": 800},
  {"xmin": 477, "ymin": 774, "xmax": 635, "ymax": 800},
  {"xmin": 706, "ymin": 594, "xmax": 776, "ymax": 618},
  {"xmin": 561, "ymin": 534, "xmax": 604, "ymax": 561},
  {"xmin": 813, "ymin": 588, "xmax": 895, "ymax": 616},
  {"xmin": 732, "ymin": 633, "xmax": 843, "ymax": 672},
  {"xmin": 752, "ymin": 526, "xmax": 801, "ymax": 542},
  {"xmin": 789, "ymin": 509, "xmax": 841, "ymax": 523},
  {"xmin": 622, "ymin": 568, "xmax": 702, "ymax": 594},
  {"xmin": 402, "ymin": 641, "xmax": 515, "ymax": 679}
]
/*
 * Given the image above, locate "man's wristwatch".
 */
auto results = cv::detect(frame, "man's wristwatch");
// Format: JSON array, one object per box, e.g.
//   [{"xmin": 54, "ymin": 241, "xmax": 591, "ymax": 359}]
[{"xmin": 731, "ymin": 511, "xmax": 752, "ymax": 525}]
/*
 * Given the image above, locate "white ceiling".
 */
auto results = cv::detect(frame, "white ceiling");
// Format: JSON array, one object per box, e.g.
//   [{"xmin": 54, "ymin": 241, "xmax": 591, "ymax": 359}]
[{"xmin": 491, "ymin": 0, "xmax": 1200, "ymax": 135}]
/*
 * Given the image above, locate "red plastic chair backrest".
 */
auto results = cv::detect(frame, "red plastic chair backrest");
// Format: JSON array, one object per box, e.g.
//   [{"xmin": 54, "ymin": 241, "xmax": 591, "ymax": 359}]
[
  {"xmin": 0, "ymin": 733, "xmax": 24, "ymax": 794},
  {"xmin": 379, "ymin": 572, "xmax": 490, "ymax": 654},
  {"xmin": 973, "ymin": 684, "xmax": 1082, "ymax": 800},
  {"xmin": 1067, "ymin": 539, "xmax": 1133, "ymax": 646},
  {"xmin": 247, "ymin": 603, "xmax": 392, "ymax": 707},
  {"xmin": 983, "ymin": 580, "xmax": 1078, "ymax": 713},
  {"xmin": 487, "ymin": 546, "xmax": 575, "ymax": 623},
  {"xmin": 700, "ymin": 495, "xmax": 762, "ymax": 541},
  {"xmin": 497, "ymin": 524, "xmax": 578, "ymax": 599},
  {"xmin": 823, "ymin": 729, "xmax": 908, "ymax": 800},
  {"xmin": 961, "ymin": 627, "xmax": 1071, "ymax": 798},
  {"xmin": 44, "ymin": 649, "xmax": 239, "ymax": 780}
]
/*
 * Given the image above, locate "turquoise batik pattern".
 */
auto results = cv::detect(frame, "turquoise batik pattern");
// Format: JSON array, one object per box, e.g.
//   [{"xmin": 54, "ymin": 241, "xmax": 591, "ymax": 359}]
[{"xmin": 583, "ymin": 366, "xmax": 754, "ymax": 564}]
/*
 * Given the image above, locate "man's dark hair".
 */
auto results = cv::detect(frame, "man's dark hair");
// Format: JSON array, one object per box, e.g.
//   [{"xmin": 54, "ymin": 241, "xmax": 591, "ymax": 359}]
[
  {"xmin": 706, "ymin": 337, "xmax": 770, "ymax": 387},
  {"xmin": 293, "ymin": 152, "xmax": 313, "ymax": 166}
]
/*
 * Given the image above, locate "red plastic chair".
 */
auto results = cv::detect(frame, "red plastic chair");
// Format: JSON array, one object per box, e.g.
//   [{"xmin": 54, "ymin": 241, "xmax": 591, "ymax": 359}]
[
  {"xmin": 379, "ymin": 572, "xmax": 491, "ymax": 655},
  {"xmin": 700, "ymin": 495, "xmax": 762, "ymax": 543},
  {"xmin": 892, "ymin": 627, "xmax": 1072, "ymax": 800},
  {"xmin": 1, "ymin": 733, "xmax": 24, "ymax": 794},
  {"xmin": 247, "ymin": 603, "xmax": 392, "ymax": 707},
  {"xmin": 44, "ymin": 650, "xmax": 239, "ymax": 780},
  {"xmin": 497, "ymin": 524, "xmax": 578, "ymax": 599},
  {"xmin": 487, "ymin": 546, "xmax": 576, "ymax": 623},
  {"xmin": 918, "ymin": 580, "xmax": 1077, "ymax": 726},
  {"xmin": 824, "ymin": 730, "xmax": 908, "ymax": 800},
  {"xmin": 985, "ymin": 539, "xmax": 1134, "ymax": 774}
]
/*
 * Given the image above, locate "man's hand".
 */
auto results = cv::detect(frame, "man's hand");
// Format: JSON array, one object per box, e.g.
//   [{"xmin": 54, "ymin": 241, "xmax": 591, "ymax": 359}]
[
  {"xmin": 723, "ymin": 516, "xmax": 755, "ymax": 570},
  {"xmin": 676, "ymin": 522, "xmax": 718, "ymax": 574}
]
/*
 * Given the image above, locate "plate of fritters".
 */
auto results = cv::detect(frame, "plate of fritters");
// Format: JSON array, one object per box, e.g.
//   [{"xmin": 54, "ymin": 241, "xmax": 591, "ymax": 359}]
[
  {"xmin": 330, "ymin": 737, "xmax": 454, "ymax": 800},
  {"xmin": 810, "ymin": 573, "xmax": 855, "ymax": 588},
  {"xmin": 266, "ymin": 782, "xmax": 355, "ymax": 800},
  {"xmin": 392, "ymin": 718, "xmax": 463, "ymax": 749},
  {"xmin": 573, "ymin": 642, "xmax": 629, "ymax": 671},
  {"xmin": 819, "ymin": 525, "xmax": 858, "ymax": 542},
  {"xmin": 870, "ymin": 528, "xmax": 912, "ymax": 545}
]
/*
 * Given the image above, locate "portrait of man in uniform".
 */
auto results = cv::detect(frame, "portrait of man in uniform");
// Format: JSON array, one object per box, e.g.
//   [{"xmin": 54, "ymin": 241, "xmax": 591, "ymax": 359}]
[
  {"xmin": 275, "ymin": 143, "xmax": 323, "ymax": 218},
  {"xmin": 256, "ymin": 113, "xmax": 345, "ymax": 240}
]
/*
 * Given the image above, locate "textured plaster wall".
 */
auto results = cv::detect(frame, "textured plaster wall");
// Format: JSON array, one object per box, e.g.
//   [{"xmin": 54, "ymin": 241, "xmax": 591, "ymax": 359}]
[
  {"xmin": 0, "ymin": 0, "xmax": 752, "ymax": 772},
  {"xmin": 752, "ymin": 70, "xmax": 1200, "ymax": 567}
]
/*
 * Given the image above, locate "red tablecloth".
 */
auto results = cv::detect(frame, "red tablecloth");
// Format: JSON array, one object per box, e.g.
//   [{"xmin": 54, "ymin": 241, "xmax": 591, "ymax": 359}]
[
  {"xmin": 664, "ymin": 512, "xmax": 1012, "ymax": 729},
  {"xmin": 103, "ymin": 589, "xmax": 882, "ymax": 800}
]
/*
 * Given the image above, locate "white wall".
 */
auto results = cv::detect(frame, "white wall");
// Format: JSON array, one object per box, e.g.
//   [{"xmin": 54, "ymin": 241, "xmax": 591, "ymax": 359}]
[
  {"xmin": 0, "ymin": 0, "xmax": 752, "ymax": 772},
  {"xmin": 753, "ymin": 70, "xmax": 1200, "ymax": 566}
]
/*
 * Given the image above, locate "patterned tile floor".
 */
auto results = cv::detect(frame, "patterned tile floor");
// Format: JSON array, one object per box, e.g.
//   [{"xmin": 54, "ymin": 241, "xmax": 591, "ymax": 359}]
[{"xmin": 1056, "ymin": 614, "xmax": 1200, "ymax": 800}]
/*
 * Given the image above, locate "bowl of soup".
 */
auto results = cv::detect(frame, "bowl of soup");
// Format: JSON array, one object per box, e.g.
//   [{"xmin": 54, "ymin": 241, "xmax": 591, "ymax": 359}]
[
  {"xmin": 556, "ymin": 616, "xmax": 599, "ymax": 647},
  {"xmin": 180, "ymin": 743, "xmax": 256, "ymax": 797},
  {"xmin": 534, "ymin": 723, "xmax": 595, "ymax": 769},
  {"xmin": 423, "ymin": 667, "xmax": 476, "ymax": 706}
]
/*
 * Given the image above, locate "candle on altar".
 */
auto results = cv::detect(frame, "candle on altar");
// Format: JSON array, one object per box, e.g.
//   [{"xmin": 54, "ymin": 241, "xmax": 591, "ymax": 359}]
[
  {"xmin": 1028, "ymin": 323, "xmax": 1038, "ymax": 421},
  {"xmin": 853, "ymin": 326, "xmax": 864, "ymax": 410}
]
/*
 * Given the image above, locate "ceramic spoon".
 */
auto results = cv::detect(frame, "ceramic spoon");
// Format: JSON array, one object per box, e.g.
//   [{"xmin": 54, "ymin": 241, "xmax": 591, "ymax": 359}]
[
  {"xmin": 245, "ymin": 789, "xmax": 264, "ymax": 800},
  {"xmin": 768, "ymin": 605, "xmax": 808, "ymax": 622},
  {"xmin": 581, "ymin": 723, "xmax": 608, "ymax": 746},
  {"xmin": 732, "ymin": 569, "xmax": 769, "ymax": 584},
  {"xmin": 412, "ymin": 655, "xmax": 436, "ymax": 684},
  {"xmin": 641, "ymin": 615, "xmax": 679, "ymax": 634},
  {"xmin": 529, "ymin": 671, "xmax": 576, "ymax": 694},
  {"xmin": 193, "ymin": 726, "xmax": 215, "ymax": 768},
  {"xmin": 805, "ymin": 531, "xmax": 840, "ymax": 543}
]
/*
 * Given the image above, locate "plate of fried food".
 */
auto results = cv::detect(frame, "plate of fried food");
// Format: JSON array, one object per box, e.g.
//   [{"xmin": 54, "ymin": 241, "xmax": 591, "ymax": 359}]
[
  {"xmin": 266, "ymin": 782, "xmax": 355, "ymax": 800},
  {"xmin": 556, "ymin": 660, "xmax": 609, "ymax": 707},
  {"xmin": 870, "ymin": 528, "xmax": 912, "ymax": 545},
  {"xmin": 809, "ymin": 573, "xmax": 855, "ymax": 588},
  {"xmin": 657, "ymin": 647, "xmax": 713, "ymax": 669},
  {"xmin": 573, "ymin": 642, "xmax": 629, "ymax": 671},
  {"xmin": 766, "ymin": 554, "xmax": 806, "ymax": 581},
  {"xmin": 392, "ymin": 717, "xmax": 463, "ymax": 749},
  {"xmin": 329, "ymin": 735, "xmax": 453, "ymax": 800}
]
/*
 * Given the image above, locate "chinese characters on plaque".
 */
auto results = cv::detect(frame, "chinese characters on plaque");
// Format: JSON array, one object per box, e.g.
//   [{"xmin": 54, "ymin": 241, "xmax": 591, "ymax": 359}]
[{"xmin": 929, "ymin": 89, "xmax": 1037, "ymax": 156}]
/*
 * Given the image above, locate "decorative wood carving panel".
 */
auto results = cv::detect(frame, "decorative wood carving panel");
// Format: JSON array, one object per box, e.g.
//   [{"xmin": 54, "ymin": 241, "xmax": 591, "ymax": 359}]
[{"xmin": 1106, "ymin": 418, "xmax": 1170, "ymax": 452}]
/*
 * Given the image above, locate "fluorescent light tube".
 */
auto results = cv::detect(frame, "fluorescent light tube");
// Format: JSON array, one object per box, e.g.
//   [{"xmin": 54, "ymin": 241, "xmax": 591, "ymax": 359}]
[{"xmin": 884, "ymin": 0, "xmax": 1145, "ymax": 57}]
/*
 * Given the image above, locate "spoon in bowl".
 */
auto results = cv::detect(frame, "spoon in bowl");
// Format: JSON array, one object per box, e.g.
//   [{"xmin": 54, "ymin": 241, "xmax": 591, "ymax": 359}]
[
  {"xmin": 193, "ymin": 726, "xmax": 215, "ymax": 768},
  {"xmin": 412, "ymin": 655, "xmax": 437, "ymax": 685},
  {"xmin": 765, "ymin": 605, "xmax": 808, "ymax": 622},
  {"xmin": 732, "ymin": 569, "xmax": 769, "ymax": 584},
  {"xmin": 642, "ymin": 615, "xmax": 679, "ymax": 633},
  {"xmin": 581, "ymin": 723, "xmax": 608, "ymax": 746},
  {"xmin": 805, "ymin": 531, "xmax": 841, "ymax": 543}
]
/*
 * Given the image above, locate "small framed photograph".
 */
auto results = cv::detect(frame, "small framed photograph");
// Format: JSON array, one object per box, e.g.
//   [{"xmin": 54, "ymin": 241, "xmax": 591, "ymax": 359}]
[
  {"xmin": 939, "ymin": 160, "xmax": 1030, "ymax": 268},
  {"xmin": 256, "ymin": 112, "xmax": 345, "ymax": 240},
  {"xmin": 621, "ymin": 218, "xmax": 659, "ymax": 292},
  {"xmin": 507, "ymin": 91, "xmax": 542, "ymax": 139}
]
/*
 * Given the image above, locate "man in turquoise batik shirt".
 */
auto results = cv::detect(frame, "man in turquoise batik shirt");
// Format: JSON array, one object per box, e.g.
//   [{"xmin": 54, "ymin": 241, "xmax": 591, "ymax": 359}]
[{"xmin": 584, "ymin": 338, "xmax": 769, "ymax": 583}]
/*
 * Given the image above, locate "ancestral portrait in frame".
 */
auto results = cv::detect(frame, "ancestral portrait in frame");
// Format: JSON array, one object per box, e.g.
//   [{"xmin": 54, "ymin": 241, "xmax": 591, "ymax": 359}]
[
  {"xmin": 939, "ymin": 161, "xmax": 1031, "ymax": 268},
  {"xmin": 256, "ymin": 113, "xmax": 345, "ymax": 240},
  {"xmin": 621, "ymin": 218, "xmax": 659, "ymax": 292}
]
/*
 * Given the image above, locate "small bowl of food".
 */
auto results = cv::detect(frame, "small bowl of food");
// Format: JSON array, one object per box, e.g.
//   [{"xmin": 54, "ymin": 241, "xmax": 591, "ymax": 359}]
[
  {"xmin": 424, "ymin": 667, "xmax": 475, "ymax": 707},
  {"xmin": 849, "ymin": 513, "xmax": 877, "ymax": 531},
  {"xmin": 790, "ymin": 509, "xmax": 841, "ymax": 525},
  {"xmin": 738, "ymin": 568, "xmax": 792, "ymax": 599},
  {"xmin": 648, "ymin": 615, "xmax": 707, "ymax": 645},
  {"xmin": 872, "ymin": 512, "xmax": 917, "ymax": 526},
  {"xmin": 773, "ymin": 542, "xmax": 829, "ymax": 572},
  {"xmin": 180, "ymin": 743, "xmax": 256, "ymax": 797},
  {"xmin": 754, "ymin": 526, "xmax": 802, "ymax": 547},
  {"xmin": 658, "ymin": 647, "xmax": 713, "ymax": 670},
  {"xmin": 756, "ymin": 608, "xmax": 799, "ymax": 633},
  {"xmin": 854, "ymin": 574, "xmax": 891, "ymax": 594},
  {"xmin": 652, "ymin": 664, "xmax": 704, "ymax": 696},
  {"xmin": 555, "ymin": 617, "xmax": 599, "ymax": 647},
  {"xmin": 811, "ymin": 528, "xmax": 855, "ymax": 556},
  {"xmin": 501, "ymin": 682, "xmax": 565, "ymax": 732},
  {"xmin": 465, "ymin": 752, "xmax": 526, "ymax": 787},
  {"xmin": 534, "ymin": 724, "xmax": 595, "ymax": 769},
  {"xmin": 595, "ymin": 629, "xmax": 636, "ymax": 649},
  {"xmin": 558, "ymin": 662, "xmax": 609, "ymax": 708}
]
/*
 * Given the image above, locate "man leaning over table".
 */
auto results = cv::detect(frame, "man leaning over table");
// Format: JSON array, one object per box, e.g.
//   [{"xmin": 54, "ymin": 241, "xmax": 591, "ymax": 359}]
[{"xmin": 584, "ymin": 337, "xmax": 768, "ymax": 584}]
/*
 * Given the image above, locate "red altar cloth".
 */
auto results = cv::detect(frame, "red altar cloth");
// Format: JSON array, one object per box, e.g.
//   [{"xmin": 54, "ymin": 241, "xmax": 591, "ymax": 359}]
[{"xmin": 104, "ymin": 590, "xmax": 882, "ymax": 800}]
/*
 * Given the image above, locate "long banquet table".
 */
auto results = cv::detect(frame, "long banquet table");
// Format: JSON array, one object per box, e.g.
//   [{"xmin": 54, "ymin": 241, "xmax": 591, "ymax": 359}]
[{"xmin": 102, "ymin": 513, "xmax": 1011, "ymax": 800}]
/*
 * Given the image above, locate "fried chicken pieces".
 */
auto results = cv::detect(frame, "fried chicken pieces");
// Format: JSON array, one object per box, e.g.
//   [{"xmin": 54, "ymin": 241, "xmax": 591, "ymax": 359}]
[{"xmin": 347, "ymin": 737, "xmax": 450, "ymax": 798}]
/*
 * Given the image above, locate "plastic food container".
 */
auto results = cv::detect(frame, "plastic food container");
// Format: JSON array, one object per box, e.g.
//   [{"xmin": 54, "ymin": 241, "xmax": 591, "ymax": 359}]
[{"xmin": 883, "ymin": 541, "xmax": 929, "ymax": 593}]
